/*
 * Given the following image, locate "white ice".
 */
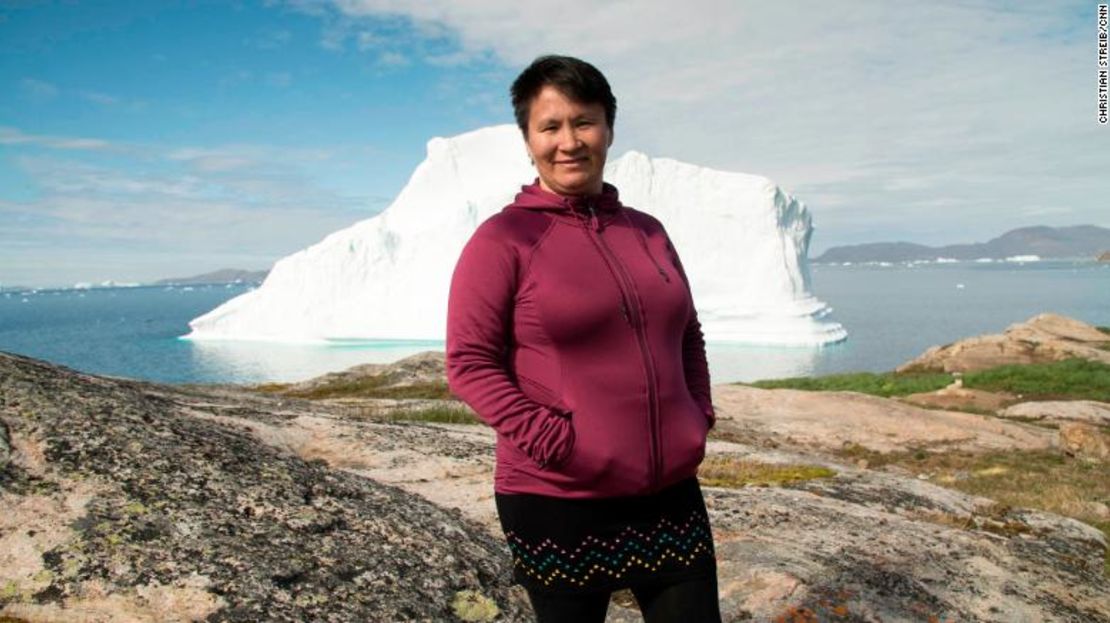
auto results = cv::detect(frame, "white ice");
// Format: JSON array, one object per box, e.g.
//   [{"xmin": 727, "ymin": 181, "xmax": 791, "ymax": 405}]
[{"xmin": 184, "ymin": 125, "xmax": 846, "ymax": 346}]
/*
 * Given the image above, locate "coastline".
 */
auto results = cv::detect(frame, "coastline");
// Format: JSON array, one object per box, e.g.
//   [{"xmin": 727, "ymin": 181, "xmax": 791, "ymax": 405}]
[{"xmin": 4, "ymin": 313, "xmax": 1107, "ymax": 620}]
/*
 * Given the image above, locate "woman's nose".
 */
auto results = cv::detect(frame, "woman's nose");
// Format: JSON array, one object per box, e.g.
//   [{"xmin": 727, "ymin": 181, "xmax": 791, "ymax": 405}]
[{"xmin": 556, "ymin": 126, "xmax": 582, "ymax": 151}]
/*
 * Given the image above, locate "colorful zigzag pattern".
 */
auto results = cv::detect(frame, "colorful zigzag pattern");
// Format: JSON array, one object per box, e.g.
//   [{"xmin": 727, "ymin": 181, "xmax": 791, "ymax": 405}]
[{"xmin": 504, "ymin": 510, "xmax": 715, "ymax": 588}]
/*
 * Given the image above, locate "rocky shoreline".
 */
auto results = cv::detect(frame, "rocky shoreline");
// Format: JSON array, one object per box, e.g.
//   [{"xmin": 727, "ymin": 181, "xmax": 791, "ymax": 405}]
[{"xmin": 2, "ymin": 314, "xmax": 1108, "ymax": 621}]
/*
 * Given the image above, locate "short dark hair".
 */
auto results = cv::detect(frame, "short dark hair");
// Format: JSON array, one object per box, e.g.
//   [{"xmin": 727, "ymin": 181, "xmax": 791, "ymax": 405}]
[{"xmin": 510, "ymin": 55, "xmax": 617, "ymax": 134}]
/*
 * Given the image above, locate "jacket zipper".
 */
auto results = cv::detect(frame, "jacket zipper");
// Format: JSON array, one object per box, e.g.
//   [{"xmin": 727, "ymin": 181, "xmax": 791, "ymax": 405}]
[{"xmin": 585, "ymin": 203, "xmax": 663, "ymax": 491}]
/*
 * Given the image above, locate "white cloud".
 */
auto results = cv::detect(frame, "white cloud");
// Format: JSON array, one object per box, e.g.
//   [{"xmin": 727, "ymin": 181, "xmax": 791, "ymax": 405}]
[
  {"xmin": 356, "ymin": 30, "xmax": 385, "ymax": 50},
  {"xmin": 76, "ymin": 89, "xmax": 148, "ymax": 111},
  {"xmin": 1, "ymin": 147, "xmax": 372, "ymax": 276},
  {"xmin": 301, "ymin": 0, "xmax": 1103, "ymax": 251},
  {"xmin": 166, "ymin": 144, "xmax": 335, "ymax": 170},
  {"xmin": 0, "ymin": 134, "xmax": 386, "ymax": 285},
  {"xmin": 376, "ymin": 51, "xmax": 408, "ymax": 66},
  {"xmin": 0, "ymin": 127, "xmax": 119, "ymax": 152},
  {"xmin": 79, "ymin": 91, "xmax": 119, "ymax": 105},
  {"xmin": 19, "ymin": 78, "xmax": 58, "ymax": 99}
]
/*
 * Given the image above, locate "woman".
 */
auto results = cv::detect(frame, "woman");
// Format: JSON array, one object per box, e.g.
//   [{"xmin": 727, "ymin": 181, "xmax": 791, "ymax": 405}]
[{"xmin": 446, "ymin": 55, "xmax": 721, "ymax": 622}]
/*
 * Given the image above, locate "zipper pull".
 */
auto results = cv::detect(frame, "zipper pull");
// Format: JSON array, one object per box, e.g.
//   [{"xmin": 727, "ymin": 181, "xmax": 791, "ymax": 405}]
[
  {"xmin": 657, "ymin": 266, "xmax": 670, "ymax": 282},
  {"xmin": 620, "ymin": 300, "xmax": 631, "ymax": 326},
  {"xmin": 586, "ymin": 204, "xmax": 600, "ymax": 232}
]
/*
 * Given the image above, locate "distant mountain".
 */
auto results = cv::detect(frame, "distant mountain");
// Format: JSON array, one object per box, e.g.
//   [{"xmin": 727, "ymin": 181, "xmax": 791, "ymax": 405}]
[
  {"xmin": 814, "ymin": 225, "xmax": 1110, "ymax": 263},
  {"xmin": 154, "ymin": 268, "xmax": 269, "ymax": 285}
]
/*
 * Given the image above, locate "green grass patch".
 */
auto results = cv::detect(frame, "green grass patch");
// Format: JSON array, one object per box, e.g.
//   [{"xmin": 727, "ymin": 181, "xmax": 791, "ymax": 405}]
[
  {"xmin": 747, "ymin": 371, "xmax": 951, "ymax": 397},
  {"xmin": 748, "ymin": 358, "xmax": 1110, "ymax": 402},
  {"xmin": 698, "ymin": 456, "xmax": 836, "ymax": 488},
  {"xmin": 379, "ymin": 404, "xmax": 481, "ymax": 425},
  {"xmin": 960, "ymin": 358, "xmax": 1110, "ymax": 401},
  {"xmin": 256, "ymin": 377, "xmax": 454, "ymax": 400}
]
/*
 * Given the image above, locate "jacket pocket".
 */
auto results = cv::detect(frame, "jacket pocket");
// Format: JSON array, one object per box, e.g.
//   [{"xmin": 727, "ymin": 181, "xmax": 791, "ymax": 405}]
[
  {"xmin": 516, "ymin": 375, "xmax": 574, "ymax": 469},
  {"xmin": 662, "ymin": 395, "xmax": 710, "ymax": 480},
  {"xmin": 517, "ymin": 374, "xmax": 571, "ymax": 416}
]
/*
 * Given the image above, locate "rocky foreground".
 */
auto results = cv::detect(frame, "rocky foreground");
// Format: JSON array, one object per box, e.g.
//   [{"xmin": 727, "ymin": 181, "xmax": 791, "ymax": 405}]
[
  {"xmin": 0, "ymin": 353, "xmax": 529, "ymax": 622},
  {"xmin": 2, "ymin": 316, "xmax": 1109, "ymax": 622},
  {"xmin": 897, "ymin": 313, "xmax": 1110, "ymax": 373}
]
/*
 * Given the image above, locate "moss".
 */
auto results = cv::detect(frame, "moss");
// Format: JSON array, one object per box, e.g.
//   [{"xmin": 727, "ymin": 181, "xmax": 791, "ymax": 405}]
[
  {"xmin": 908, "ymin": 505, "xmax": 1034, "ymax": 538},
  {"xmin": 123, "ymin": 501, "xmax": 148, "ymax": 515},
  {"xmin": 747, "ymin": 359, "xmax": 1110, "ymax": 402},
  {"xmin": 698, "ymin": 456, "xmax": 836, "ymax": 488},
  {"xmin": 451, "ymin": 590, "xmax": 500, "ymax": 622},
  {"xmin": 61, "ymin": 555, "xmax": 83, "ymax": 578},
  {"xmin": 293, "ymin": 592, "xmax": 329, "ymax": 607},
  {"xmin": 257, "ymin": 376, "xmax": 454, "ymax": 400},
  {"xmin": 29, "ymin": 478, "xmax": 61, "ymax": 495},
  {"xmin": 0, "ymin": 580, "xmax": 21, "ymax": 601},
  {"xmin": 746, "ymin": 371, "xmax": 951, "ymax": 397},
  {"xmin": 973, "ymin": 503, "xmax": 1036, "ymax": 537},
  {"xmin": 960, "ymin": 358, "xmax": 1110, "ymax": 401},
  {"xmin": 382, "ymin": 405, "xmax": 481, "ymax": 425},
  {"xmin": 834, "ymin": 442, "xmax": 950, "ymax": 469}
]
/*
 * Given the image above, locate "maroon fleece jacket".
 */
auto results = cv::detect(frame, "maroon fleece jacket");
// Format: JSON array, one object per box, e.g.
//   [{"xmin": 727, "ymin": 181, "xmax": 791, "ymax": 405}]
[{"xmin": 446, "ymin": 181, "xmax": 714, "ymax": 498}]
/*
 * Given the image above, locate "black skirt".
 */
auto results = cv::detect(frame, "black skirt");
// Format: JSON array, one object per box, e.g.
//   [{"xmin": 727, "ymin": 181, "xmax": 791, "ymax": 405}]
[{"xmin": 494, "ymin": 476, "xmax": 717, "ymax": 595}]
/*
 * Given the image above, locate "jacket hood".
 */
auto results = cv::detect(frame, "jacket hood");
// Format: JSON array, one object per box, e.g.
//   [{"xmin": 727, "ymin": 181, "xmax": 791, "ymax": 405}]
[
  {"xmin": 510, "ymin": 180, "xmax": 623, "ymax": 213},
  {"xmin": 509, "ymin": 180, "xmax": 623, "ymax": 230}
]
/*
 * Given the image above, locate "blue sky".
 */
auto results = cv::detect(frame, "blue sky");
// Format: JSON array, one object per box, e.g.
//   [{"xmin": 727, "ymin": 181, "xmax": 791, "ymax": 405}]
[{"xmin": 2, "ymin": 1, "xmax": 1106, "ymax": 287}]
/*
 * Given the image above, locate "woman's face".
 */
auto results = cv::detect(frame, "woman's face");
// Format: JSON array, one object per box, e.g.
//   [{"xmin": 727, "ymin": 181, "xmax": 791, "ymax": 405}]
[{"xmin": 524, "ymin": 85, "xmax": 613, "ymax": 196}]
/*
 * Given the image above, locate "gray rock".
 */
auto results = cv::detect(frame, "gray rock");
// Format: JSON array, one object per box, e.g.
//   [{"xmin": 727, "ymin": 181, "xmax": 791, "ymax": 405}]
[
  {"xmin": 1000, "ymin": 400, "xmax": 1110, "ymax": 426},
  {"xmin": 1058, "ymin": 423, "xmax": 1110, "ymax": 462},
  {"xmin": 3, "ymin": 349, "xmax": 1108, "ymax": 622},
  {"xmin": 0, "ymin": 417, "xmax": 9, "ymax": 472},
  {"xmin": 0, "ymin": 351, "xmax": 529, "ymax": 622},
  {"xmin": 897, "ymin": 313, "xmax": 1110, "ymax": 373}
]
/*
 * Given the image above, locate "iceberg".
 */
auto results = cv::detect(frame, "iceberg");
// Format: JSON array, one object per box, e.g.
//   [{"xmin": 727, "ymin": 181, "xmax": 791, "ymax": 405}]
[{"xmin": 184, "ymin": 125, "xmax": 846, "ymax": 346}]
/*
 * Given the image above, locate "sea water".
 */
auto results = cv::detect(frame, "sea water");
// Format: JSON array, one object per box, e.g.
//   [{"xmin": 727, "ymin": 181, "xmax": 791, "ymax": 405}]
[{"xmin": 1, "ymin": 260, "xmax": 1107, "ymax": 385}]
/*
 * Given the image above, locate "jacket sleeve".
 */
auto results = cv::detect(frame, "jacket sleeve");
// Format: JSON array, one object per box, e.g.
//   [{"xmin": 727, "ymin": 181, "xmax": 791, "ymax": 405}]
[
  {"xmin": 664, "ymin": 233, "xmax": 715, "ymax": 429},
  {"xmin": 445, "ymin": 224, "xmax": 575, "ymax": 468}
]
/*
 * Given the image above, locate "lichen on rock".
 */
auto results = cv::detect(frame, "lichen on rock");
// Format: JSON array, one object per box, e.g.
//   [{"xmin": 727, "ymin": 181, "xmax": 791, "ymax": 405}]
[{"xmin": 0, "ymin": 351, "xmax": 529, "ymax": 621}]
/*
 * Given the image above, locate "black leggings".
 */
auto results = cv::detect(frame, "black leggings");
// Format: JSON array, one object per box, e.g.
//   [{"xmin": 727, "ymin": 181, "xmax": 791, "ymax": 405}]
[{"xmin": 524, "ymin": 573, "xmax": 722, "ymax": 623}]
